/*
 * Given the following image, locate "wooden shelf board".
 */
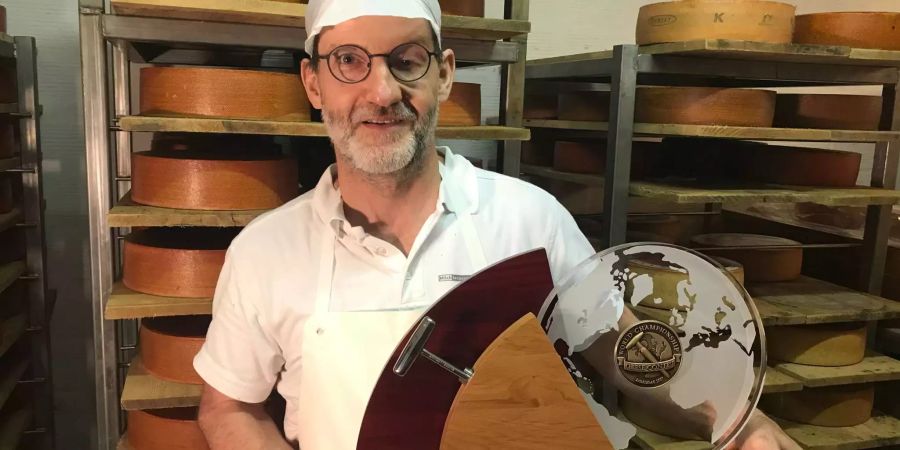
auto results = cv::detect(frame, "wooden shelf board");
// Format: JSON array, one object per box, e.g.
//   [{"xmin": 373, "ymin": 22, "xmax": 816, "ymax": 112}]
[
  {"xmin": 0, "ymin": 208, "xmax": 22, "ymax": 235},
  {"xmin": 763, "ymin": 367, "xmax": 804, "ymax": 394},
  {"xmin": 0, "ymin": 407, "xmax": 32, "ymax": 450},
  {"xmin": 0, "ymin": 104, "xmax": 17, "ymax": 115},
  {"xmin": 109, "ymin": 191, "xmax": 266, "ymax": 228},
  {"xmin": 775, "ymin": 414, "xmax": 900, "ymax": 450},
  {"xmin": 0, "ymin": 261, "xmax": 25, "ymax": 297},
  {"xmin": 748, "ymin": 276, "xmax": 900, "ymax": 326},
  {"xmin": 0, "ymin": 358, "xmax": 29, "ymax": 413},
  {"xmin": 119, "ymin": 116, "xmax": 530, "ymax": 141},
  {"xmin": 106, "ymin": 282, "xmax": 212, "ymax": 320},
  {"xmin": 523, "ymin": 119, "xmax": 900, "ymax": 143},
  {"xmin": 774, "ymin": 353, "xmax": 900, "ymax": 388},
  {"xmin": 121, "ymin": 356, "xmax": 202, "ymax": 411},
  {"xmin": 521, "ymin": 164, "xmax": 900, "ymax": 207},
  {"xmin": 110, "ymin": 0, "xmax": 530, "ymax": 40}
]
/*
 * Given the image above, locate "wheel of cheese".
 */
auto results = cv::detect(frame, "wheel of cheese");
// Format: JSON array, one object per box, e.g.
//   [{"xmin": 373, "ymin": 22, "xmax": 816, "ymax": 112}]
[
  {"xmin": 636, "ymin": 87, "xmax": 776, "ymax": 127},
  {"xmin": 794, "ymin": 12, "xmax": 900, "ymax": 51},
  {"xmin": 128, "ymin": 408, "xmax": 209, "ymax": 450},
  {"xmin": 747, "ymin": 144, "xmax": 861, "ymax": 188},
  {"xmin": 768, "ymin": 322, "xmax": 867, "ymax": 366},
  {"xmin": 123, "ymin": 228, "xmax": 237, "ymax": 298},
  {"xmin": 141, "ymin": 316, "xmax": 210, "ymax": 384},
  {"xmin": 558, "ymin": 92, "xmax": 610, "ymax": 122},
  {"xmin": 625, "ymin": 255, "xmax": 745, "ymax": 310},
  {"xmin": 524, "ymin": 93, "xmax": 558, "ymax": 120},
  {"xmin": 439, "ymin": 83, "xmax": 481, "ymax": 126},
  {"xmin": 690, "ymin": 233, "xmax": 802, "ymax": 282},
  {"xmin": 0, "ymin": 177, "xmax": 12, "ymax": 214},
  {"xmin": 0, "ymin": 120, "xmax": 15, "ymax": 159},
  {"xmin": 132, "ymin": 151, "xmax": 299, "ymax": 211},
  {"xmin": 774, "ymin": 94, "xmax": 883, "ymax": 131},
  {"xmin": 761, "ymin": 385, "xmax": 874, "ymax": 427},
  {"xmin": 140, "ymin": 66, "xmax": 311, "ymax": 121},
  {"xmin": 439, "ymin": 0, "xmax": 484, "ymax": 17},
  {"xmin": 553, "ymin": 141, "xmax": 605, "ymax": 174},
  {"xmin": 521, "ymin": 139, "xmax": 554, "ymax": 166},
  {"xmin": 636, "ymin": 0, "xmax": 796, "ymax": 45}
]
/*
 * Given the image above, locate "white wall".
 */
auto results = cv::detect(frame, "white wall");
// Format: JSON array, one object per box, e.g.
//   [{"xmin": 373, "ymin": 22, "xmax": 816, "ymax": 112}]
[{"xmin": 4, "ymin": 1, "xmax": 93, "ymax": 448}]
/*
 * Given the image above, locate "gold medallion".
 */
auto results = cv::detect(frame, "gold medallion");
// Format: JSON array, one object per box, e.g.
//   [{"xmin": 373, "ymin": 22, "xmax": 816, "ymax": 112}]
[{"xmin": 615, "ymin": 320, "xmax": 683, "ymax": 388}]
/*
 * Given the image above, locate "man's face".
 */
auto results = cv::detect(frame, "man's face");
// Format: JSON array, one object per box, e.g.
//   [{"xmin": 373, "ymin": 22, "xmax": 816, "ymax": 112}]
[{"xmin": 301, "ymin": 16, "xmax": 456, "ymax": 177}]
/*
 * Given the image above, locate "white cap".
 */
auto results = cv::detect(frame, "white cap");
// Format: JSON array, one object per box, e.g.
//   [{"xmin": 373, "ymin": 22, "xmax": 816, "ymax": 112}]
[{"xmin": 304, "ymin": 0, "xmax": 442, "ymax": 55}]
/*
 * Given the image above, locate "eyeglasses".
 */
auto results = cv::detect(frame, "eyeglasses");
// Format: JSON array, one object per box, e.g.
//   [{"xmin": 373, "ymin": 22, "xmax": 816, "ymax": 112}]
[{"xmin": 316, "ymin": 43, "xmax": 441, "ymax": 84}]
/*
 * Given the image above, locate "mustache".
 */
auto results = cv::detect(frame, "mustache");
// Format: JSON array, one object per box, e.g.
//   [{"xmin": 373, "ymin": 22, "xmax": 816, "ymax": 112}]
[{"xmin": 351, "ymin": 103, "xmax": 418, "ymax": 123}]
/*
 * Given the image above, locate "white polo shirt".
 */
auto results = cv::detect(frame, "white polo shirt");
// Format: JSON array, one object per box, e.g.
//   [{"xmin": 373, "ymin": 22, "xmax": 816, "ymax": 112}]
[{"xmin": 193, "ymin": 147, "xmax": 594, "ymax": 439}]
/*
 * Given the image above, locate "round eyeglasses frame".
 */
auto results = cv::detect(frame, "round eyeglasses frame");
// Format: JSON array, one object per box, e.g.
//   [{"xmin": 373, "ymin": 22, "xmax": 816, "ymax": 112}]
[{"xmin": 315, "ymin": 42, "xmax": 442, "ymax": 84}]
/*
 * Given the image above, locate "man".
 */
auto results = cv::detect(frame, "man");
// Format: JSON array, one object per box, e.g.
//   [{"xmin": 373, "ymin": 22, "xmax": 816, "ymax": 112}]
[{"xmin": 193, "ymin": 1, "xmax": 800, "ymax": 449}]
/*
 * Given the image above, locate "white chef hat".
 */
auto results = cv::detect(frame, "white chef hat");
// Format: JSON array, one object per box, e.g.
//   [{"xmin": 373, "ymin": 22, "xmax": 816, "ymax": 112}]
[{"xmin": 304, "ymin": 0, "xmax": 442, "ymax": 55}]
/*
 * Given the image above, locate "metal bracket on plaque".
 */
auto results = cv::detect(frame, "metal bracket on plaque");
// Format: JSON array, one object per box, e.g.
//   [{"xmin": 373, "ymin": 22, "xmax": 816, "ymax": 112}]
[{"xmin": 393, "ymin": 316, "xmax": 474, "ymax": 384}]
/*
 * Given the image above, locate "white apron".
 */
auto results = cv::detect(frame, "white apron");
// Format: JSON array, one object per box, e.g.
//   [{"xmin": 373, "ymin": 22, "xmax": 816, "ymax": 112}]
[{"xmin": 294, "ymin": 209, "xmax": 487, "ymax": 450}]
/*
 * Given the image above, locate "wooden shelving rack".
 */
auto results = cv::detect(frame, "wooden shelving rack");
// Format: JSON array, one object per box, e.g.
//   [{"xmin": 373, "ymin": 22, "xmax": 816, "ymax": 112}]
[
  {"xmin": 0, "ymin": 33, "xmax": 55, "ymax": 450},
  {"xmin": 78, "ymin": 0, "xmax": 532, "ymax": 448},
  {"xmin": 524, "ymin": 39, "xmax": 900, "ymax": 450}
]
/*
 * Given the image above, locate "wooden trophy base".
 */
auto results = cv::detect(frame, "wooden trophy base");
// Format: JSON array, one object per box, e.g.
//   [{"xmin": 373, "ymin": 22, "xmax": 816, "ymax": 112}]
[{"xmin": 441, "ymin": 314, "xmax": 612, "ymax": 450}]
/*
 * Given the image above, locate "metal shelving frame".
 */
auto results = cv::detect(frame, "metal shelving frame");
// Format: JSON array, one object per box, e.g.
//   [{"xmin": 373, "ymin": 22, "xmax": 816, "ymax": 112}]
[
  {"xmin": 524, "ymin": 42, "xmax": 900, "ymax": 295},
  {"xmin": 78, "ymin": 1, "xmax": 530, "ymax": 448},
  {"xmin": 1, "ymin": 35, "xmax": 54, "ymax": 450}
]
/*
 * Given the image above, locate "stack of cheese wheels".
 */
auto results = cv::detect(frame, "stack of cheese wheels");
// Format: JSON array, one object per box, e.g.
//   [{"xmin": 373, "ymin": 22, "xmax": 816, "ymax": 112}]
[
  {"xmin": 747, "ymin": 144, "xmax": 861, "ymax": 188},
  {"xmin": 521, "ymin": 139, "xmax": 554, "ymax": 166},
  {"xmin": 128, "ymin": 408, "xmax": 209, "ymax": 450},
  {"xmin": 794, "ymin": 12, "xmax": 900, "ymax": 51},
  {"xmin": 690, "ymin": 233, "xmax": 802, "ymax": 282},
  {"xmin": 439, "ymin": 0, "xmax": 485, "ymax": 17},
  {"xmin": 762, "ymin": 384, "xmax": 875, "ymax": 427},
  {"xmin": 123, "ymin": 228, "xmax": 237, "ymax": 299},
  {"xmin": 0, "ymin": 177, "xmax": 12, "ymax": 214},
  {"xmin": 439, "ymin": 83, "xmax": 481, "ymax": 126},
  {"xmin": 625, "ymin": 255, "xmax": 745, "ymax": 310},
  {"xmin": 636, "ymin": 0, "xmax": 796, "ymax": 45},
  {"xmin": 636, "ymin": 87, "xmax": 777, "ymax": 127},
  {"xmin": 768, "ymin": 322, "xmax": 867, "ymax": 366},
  {"xmin": 140, "ymin": 66, "xmax": 311, "ymax": 121},
  {"xmin": 775, "ymin": 94, "xmax": 883, "ymax": 130},
  {"xmin": 558, "ymin": 91, "xmax": 610, "ymax": 122},
  {"xmin": 553, "ymin": 141, "xmax": 605, "ymax": 174},
  {"xmin": 523, "ymin": 93, "xmax": 558, "ymax": 120},
  {"xmin": 132, "ymin": 145, "xmax": 299, "ymax": 211},
  {"xmin": 0, "ymin": 120, "xmax": 13, "ymax": 159},
  {"xmin": 141, "ymin": 316, "xmax": 211, "ymax": 384}
]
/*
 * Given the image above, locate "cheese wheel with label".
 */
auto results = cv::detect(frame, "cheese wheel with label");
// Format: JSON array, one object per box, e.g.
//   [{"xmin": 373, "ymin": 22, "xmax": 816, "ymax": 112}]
[
  {"xmin": 553, "ymin": 141, "xmax": 605, "ymax": 174},
  {"xmin": 625, "ymin": 255, "xmax": 745, "ymax": 310},
  {"xmin": 768, "ymin": 322, "xmax": 866, "ymax": 367},
  {"xmin": 558, "ymin": 92, "xmax": 610, "ymax": 122},
  {"xmin": 128, "ymin": 408, "xmax": 209, "ymax": 450},
  {"xmin": 636, "ymin": 87, "xmax": 776, "ymax": 127},
  {"xmin": 123, "ymin": 228, "xmax": 237, "ymax": 298},
  {"xmin": 762, "ymin": 385, "xmax": 874, "ymax": 427},
  {"xmin": 636, "ymin": 1, "xmax": 796, "ymax": 45},
  {"xmin": 690, "ymin": 233, "xmax": 802, "ymax": 282},
  {"xmin": 439, "ymin": 0, "xmax": 485, "ymax": 17},
  {"xmin": 140, "ymin": 66, "xmax": 311, "ymax": 121},
  {"xmin": 440, "ymin": 83, "xmax": 481, "ymax": 126},
  {"xmin": 140, "ymin": 316, "xmax": 210, "ymax": 385},
  {"xmin": 794, "ymin": 12, "xmax": 900, "ymax": 51},
  {"xmin": 774, "ymin": 94, "xmax": 883, "ymax": 131}
]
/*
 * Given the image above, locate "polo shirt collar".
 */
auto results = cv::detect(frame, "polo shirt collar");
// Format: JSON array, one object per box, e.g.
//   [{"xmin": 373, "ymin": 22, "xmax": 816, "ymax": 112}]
[{"xmin": 311, "ymin": 146, "xmax": 481, "ymax": 236}]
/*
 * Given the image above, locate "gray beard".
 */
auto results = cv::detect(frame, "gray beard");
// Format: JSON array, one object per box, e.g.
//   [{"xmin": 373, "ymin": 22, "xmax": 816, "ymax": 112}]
[{"xmin": 324, "ymin": 104, "xmax": 438, "ymax": 184}]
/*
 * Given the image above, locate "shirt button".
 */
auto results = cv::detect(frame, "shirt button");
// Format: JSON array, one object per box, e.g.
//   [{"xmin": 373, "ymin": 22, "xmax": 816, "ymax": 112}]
[{"xmin": 376, "ymin": 247, "xmax": 388, "ymax": 256}]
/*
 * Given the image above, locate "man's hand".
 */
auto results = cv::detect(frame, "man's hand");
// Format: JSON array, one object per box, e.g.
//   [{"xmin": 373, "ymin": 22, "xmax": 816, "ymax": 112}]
[{"xmin": 727, "ymin": 409, "xmax": 801, "ymax": 450}]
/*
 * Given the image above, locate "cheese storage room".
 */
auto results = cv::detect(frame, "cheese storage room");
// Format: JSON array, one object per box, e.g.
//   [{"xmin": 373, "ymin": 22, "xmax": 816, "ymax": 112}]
[{"xmin": 0, "ymin": 0, "xmax": 899, "ymax": 448}]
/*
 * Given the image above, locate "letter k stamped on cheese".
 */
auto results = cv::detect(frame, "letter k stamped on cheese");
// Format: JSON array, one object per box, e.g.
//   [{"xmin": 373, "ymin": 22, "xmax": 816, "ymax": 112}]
[{"xmin": 438, "ymin": 274, "xmax": 471, "ymax": 282}]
